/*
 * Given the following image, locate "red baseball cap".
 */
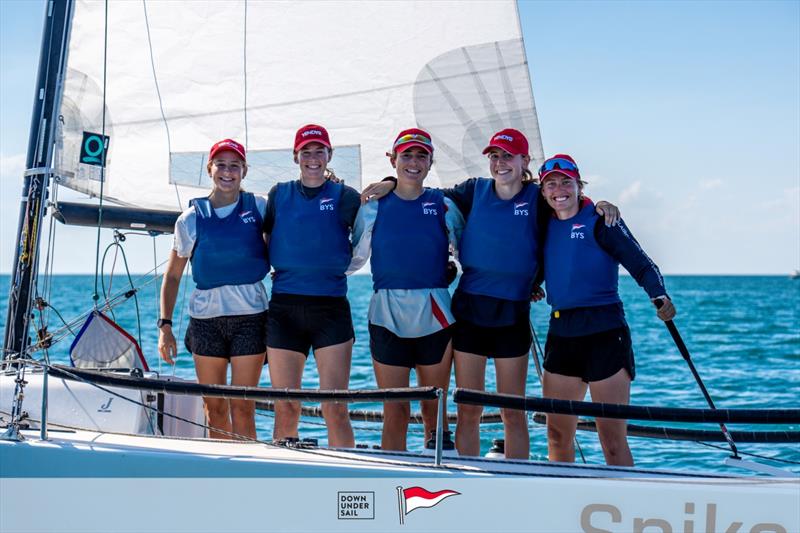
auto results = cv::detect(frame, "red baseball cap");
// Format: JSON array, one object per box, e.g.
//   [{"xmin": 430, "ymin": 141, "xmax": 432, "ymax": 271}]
[
  {"xmin": 392, "ymin": 128, "xmax": 434, "ymax": 154},
  {"xmin": 538, "ymin": 153, "xmax": 581, "ymax": 182},
  {"xmin": 209, "ymin": 139, "xmax": 246, "ymax": 162},
  {"xmin": 294, "ymin": 124, "xmax": 332, "ymax": 152},
  {"xmin": 482, "ymin": 128, "xmax": 529, "ymax": 156}
]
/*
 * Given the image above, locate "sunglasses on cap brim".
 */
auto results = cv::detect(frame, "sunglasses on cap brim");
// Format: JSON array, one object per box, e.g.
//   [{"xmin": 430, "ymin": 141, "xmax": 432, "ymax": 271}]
[
  {"xmin": 393, "ymin": 133, "xmax": 433, "ymax": 150},
  {"xmin": 538, "ymin": 158, "xmax": 579, "ymax": 177}
]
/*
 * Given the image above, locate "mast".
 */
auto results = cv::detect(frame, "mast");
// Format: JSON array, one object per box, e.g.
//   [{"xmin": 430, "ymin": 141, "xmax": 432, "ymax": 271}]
[{"xmin": 3, "ymin": 0, "xmax": 75, "ymax": 360}]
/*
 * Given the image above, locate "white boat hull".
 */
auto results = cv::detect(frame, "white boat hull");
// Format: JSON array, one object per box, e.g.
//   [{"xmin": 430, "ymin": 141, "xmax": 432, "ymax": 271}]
[{"xmin": 2, "ymin": 429, "xmax": 798, "ymax": 533}]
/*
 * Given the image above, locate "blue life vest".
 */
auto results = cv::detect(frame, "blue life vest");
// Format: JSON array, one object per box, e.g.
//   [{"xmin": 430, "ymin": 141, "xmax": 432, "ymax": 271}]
[
  {"xmin": 457, "ymin": 179, "xmax": 540, "ymax": 301},
  {"xmin": 190, "ymin": 192, "xmax": 268, "ymax": 290},
  {"xmin": 269, "ymin": 180, "xmax": 351, "ymax": 296},
  {"xmin": 544, "ymin": 203, "xmax": 621, "ymax": 311},
  {"xmin": 371, "ymin": 189, "xmax": 448, "ymax": 290}
]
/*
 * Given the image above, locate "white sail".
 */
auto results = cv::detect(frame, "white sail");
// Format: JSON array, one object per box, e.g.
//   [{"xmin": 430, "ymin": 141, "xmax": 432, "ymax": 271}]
[{"xmin": 54, "ymin": 0, "xmax": 543, "ymax": 210}]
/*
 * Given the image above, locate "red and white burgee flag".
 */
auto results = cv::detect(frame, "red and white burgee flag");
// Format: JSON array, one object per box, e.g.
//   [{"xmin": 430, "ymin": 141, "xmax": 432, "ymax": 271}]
[{"xmin": 397, "ymin": 486, "xmax": 460, "ymax": 523}]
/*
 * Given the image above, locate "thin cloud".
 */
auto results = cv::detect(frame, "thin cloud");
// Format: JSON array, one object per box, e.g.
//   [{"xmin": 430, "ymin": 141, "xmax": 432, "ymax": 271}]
[
  {"xmin": 619, "ymin": 180, "xmax": 641, "ymax": 203},
  {"xmin": 699, "ymin": 178, "xmax": 723, "ymax": 190},
  {"xmin": 0, "ymin": 152, "xmax": 25, "ymax": 177}
]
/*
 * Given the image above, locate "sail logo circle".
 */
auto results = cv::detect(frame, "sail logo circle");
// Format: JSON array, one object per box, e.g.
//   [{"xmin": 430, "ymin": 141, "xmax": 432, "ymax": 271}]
[{"xmin": 80, "ymin": 131, "xmax": 110, "ymax": 167}]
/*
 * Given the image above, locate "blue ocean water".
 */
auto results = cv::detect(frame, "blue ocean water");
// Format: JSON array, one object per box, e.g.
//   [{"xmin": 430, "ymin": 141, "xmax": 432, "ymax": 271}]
[{"xmin": 1, "ymin": 274, "xmax": 798, "ymax": 474}]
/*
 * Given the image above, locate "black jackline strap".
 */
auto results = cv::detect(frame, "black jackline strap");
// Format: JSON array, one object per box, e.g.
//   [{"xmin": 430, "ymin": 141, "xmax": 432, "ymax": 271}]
[
  {"xmin": 453, "ymin": 388, "xmax": 800, "ymax": 424},
  {"xmin": 529, "ymin": 413, "xmax": 800, "ymax": 443},
  {"xmin": 48, "ymin": 365, "xmax": 439, "ymax": 402}
]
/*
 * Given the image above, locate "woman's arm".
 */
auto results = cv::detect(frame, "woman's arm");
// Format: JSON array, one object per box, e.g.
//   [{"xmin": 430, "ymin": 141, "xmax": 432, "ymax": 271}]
[
  {"xmin": 347, "ymin": 201, "xmax": 378, "ymax": 274},
  {"xmin": 158, "ymin": 250, "xmax": 189, "ymax": 364},
  {"xmin": 595, "ymin": 218, "xmax": 676, "ymax": 321},
  {"xmin": 360, "ymin": 177, "xmax": 477, "ymax": 219}
]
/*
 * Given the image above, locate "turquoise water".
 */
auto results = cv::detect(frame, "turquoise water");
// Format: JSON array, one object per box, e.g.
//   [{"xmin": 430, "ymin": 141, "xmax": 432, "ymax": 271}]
[{"xmin": 1, "ymin": 274, "xmax": 798, "ymax": 473}]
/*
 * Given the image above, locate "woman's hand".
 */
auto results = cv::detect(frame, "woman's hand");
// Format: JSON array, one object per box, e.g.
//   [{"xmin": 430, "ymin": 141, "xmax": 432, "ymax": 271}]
[
  {"xmin": 360, "ymin": 179, "xmax": 395, "ymax": 204},
  {"xmin": 158, "ymin": 326, "xmax": 178, "ymax": 365},
  {"xmin": 652, "ymin": 296, "xmax": 676, "ymax": 322},
  {"xmin": 595, "ymin": 200, "xmax": 620, "ymax": 226},
  {"xmin": 530, "ymin": 286, "xmax": 546, "ymax": 302}
]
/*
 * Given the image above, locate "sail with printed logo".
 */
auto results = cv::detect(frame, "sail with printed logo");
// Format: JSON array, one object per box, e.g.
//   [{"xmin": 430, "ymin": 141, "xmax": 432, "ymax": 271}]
[{"xmin": 52, "ymin": 0, "xmax": 543, "ymax": 218}]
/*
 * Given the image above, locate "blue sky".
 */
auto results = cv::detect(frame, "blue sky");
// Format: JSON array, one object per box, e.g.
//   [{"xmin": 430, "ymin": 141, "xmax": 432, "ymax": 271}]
[{"xmin": 1, "ymin": 0, "xmax": 798, "ymax": 274}]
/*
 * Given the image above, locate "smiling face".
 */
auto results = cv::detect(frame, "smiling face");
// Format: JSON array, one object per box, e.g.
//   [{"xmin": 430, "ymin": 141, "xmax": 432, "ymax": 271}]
[
  {"xmin": 487, "ymin": 148, "xmax": 530, "ymax": 186},
  {"xmin": 295, "ymin": 141, "xmax": 331, "ymax": 181},
  {"xmin": 207, "ymin": 150, "xmax": 246, "ymax": 194},
  {"xmin": 391, "ymin": 147, "xmax": 432, "ymax": 185},
  {"xmin": 541, "ymin": 173, "xmax": 582, "ymax": 219}
]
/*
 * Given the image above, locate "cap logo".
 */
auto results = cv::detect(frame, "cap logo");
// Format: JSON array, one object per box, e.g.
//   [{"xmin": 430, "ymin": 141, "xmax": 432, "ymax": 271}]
[
  {"xmin": 495, "ymin": 134, "xmax": 514, "ymax": 142},
  {"xmin": 302, "ymin": 129, "xmax": 323, "ymax": 137}
]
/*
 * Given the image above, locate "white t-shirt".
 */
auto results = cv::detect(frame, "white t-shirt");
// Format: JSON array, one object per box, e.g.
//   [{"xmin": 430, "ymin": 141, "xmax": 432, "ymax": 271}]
[
  {"xmin": 173, "ymin": 195, "xmax": 269, "ymax": 319},
  {"xmin": 346, "ymin": 197, "xmax": 464, "ymax": 337}
]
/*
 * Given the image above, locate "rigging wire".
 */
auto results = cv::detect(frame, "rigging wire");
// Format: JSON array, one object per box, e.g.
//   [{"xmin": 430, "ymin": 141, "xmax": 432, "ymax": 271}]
[
  {"xmin": 695, "ymin": 441, "xmax": 800, "ymax": 466},
  {"xmin": 153, "ymin": 235, "xmax": 162, "ymax": 374},
  {"xmin": 91, "ymin": 0, "xmax": 110, "ymax": 306},
  {"xmin": 243, "ymin": 0, "xmax": 249, "ymax": 148},
  {"xmin": 141, "ymin": 0, "xmax": 182, "ymax": 210},
  {"xmin": 16, "ymin": 358, "xmax": 255, "ymax": 442},
  {"xmin": 100, "ymin": 233, "xmax": 144, "ymax": 349}
]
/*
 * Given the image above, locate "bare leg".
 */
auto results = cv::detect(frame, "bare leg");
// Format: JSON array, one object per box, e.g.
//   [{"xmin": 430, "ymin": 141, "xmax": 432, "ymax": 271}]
[
  {"xmin": 589, "ymin": 368, "xmax": 633, "ymax": 466},
  {"xmin": 229, "ymin": 353, "xmax": 266, "ymax": 439},
  {"xmin": 372, "ymin": 360, "xmax": 412, "ymax": 451},
  {"xmin": 415, "ymin": 341, "xmax": 453, "ymax": 439},
  {"xmin": 193, "ymin": 354, "xmax": 231, "ymax": 439},
  {"xmin": 315, "ymin": 339, "xmax": 355, "ymax": 448},
  {"xmin": 542, "ymin": 370, "xmax": 587, "ymax": 462},
  {"xmin": 454, "ymin": 350, "xmax": 486, "ymax": 456},
  {"xmin": 494, "ymin": 354, "xmax": 530, "ymax": 459},
  {"xmin": 267, "ymin": 347, "xmax": 306, "ymax": 441}
]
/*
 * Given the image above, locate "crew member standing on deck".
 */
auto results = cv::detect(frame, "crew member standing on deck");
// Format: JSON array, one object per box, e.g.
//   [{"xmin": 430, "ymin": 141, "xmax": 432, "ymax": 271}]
[
  {"xmin": 264, "ymin": 124, "xmax": 359, "ymax": 448},
  {"xmin": 348, "ymin": 129, "xmax": 463, "ymax": 451},
  {"xmin": 159, "ymin": 139, "xmax": 268, "ymax": 440},
  {"xmin": 539, "ymin": 154, "xmax": 676, "ymax": 466},
  {"xmin": 362, "ymin": 129, "xmax": 620, "ymax": 458}
]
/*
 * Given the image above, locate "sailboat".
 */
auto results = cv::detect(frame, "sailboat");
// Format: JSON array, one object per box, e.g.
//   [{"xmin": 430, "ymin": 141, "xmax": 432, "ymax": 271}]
[{"xmin": 2, "ymin": 1, "xmax": 798, "ymax": 532}]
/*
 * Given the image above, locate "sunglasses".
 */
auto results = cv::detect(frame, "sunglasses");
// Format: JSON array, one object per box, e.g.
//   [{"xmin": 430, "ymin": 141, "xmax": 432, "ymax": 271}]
[
  {"xmin": 538, "ymin": 158, "xmax": 579, "ymax": 177},
  {"xmin": 394, "ymin": 133, "xmax": 432, "ymax": 150}
]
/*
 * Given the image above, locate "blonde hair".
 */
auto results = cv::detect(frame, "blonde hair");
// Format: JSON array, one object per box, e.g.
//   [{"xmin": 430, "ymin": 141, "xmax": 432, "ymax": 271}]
[
  {"xmin": 521, "ymin": 168, "xmax": 537, "ymax": 184},
  {"xmin": 324, "ymin": 167, "xmax": 339, "ymax": 182}
]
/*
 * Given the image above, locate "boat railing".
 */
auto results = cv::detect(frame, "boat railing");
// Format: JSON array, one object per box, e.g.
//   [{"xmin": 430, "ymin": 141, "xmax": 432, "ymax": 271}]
[
  {"xmin": 43, "ymin": 364, "xmax": 449, "ymax": 465},
  {"xmin": 453, "ymin": 388, "xmax": 800, "ymax": 425}
]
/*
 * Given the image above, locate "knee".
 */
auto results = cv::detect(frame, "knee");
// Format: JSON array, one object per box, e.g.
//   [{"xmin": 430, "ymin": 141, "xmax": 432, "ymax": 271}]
[
  {"xmin": 230, "ymin": 400, "xmax": 255, "ymax": 419},
  {"xmin": 501, "ymin": 408, "xmax": 527, "ymax": 430},
  {"xmin": 458, "ymin": 405, "xmax": 483, "ymax": 426},
  {"xmin": 384, "ymin": 403, "xmax": 411, "ymax": 424},
  {"xmin": 547, "ymin": 422, "xmax": 572, "ymax": 448},
  {"xmin": 322, "ymin": 403, "xmax": 350, "ymax": 424},
  {"xmin": 204, "ymin": 399, "xmax": 229, "ymax": 421},
  {"xmin": 276, "ymin": 401, "xmax": 301, "ymax": 420},
  {"xmin": 599, "ymin": 435, "xmax": 627, "ymax": 458}
]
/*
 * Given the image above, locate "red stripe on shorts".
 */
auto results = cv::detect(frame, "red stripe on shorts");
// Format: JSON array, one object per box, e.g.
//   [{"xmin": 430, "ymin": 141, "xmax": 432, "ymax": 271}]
[{"xmin": 430, "ymin": 294, "xmax": 451, "ymax": 329}]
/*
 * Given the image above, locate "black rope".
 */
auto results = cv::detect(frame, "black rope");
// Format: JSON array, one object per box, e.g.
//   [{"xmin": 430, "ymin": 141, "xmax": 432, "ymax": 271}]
[
  {"xmin": 48, "ymin": 365, "xmax": 440, "ymax": 403},
  {"xmin": 454, "ymin": 388, "xmax": 800, "ymax": 424}
]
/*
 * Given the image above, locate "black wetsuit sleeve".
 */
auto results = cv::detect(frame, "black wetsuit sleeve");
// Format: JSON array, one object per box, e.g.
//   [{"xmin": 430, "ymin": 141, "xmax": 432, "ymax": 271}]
[
  {"xmin": 442, "ymin": 178, "xmax": 477, "ymax": 218},
  {"xmin": 262, "ymin": 184, "xmax": 278, "ymax": 235},
  {"xmin": 594, "ymin": 218, "xmax": 668, "ymax": 299},
  {"xmin": 339, "ymin": 186, "xmax": 362, "ymax": 230}
]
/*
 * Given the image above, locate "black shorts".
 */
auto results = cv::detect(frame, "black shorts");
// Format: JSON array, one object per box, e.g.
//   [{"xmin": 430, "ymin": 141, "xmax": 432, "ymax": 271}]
[
  {"xmin": 267, "ymin": 294, "xmax": 355, "ymax": 356},
  {"xmin": 184, "ymin": 311, "xmax": 268, "ymax": 359},
  {"xmin": 452, "ymin": 318, "xmax": 531, "ymax": 359},
  {"xmin": 369, "ymin": 323, "xmax": 452, "ymax": 369},
  {"xmin": 543, "ymin": 326, "xmax": 635, "ymax": 383}
]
